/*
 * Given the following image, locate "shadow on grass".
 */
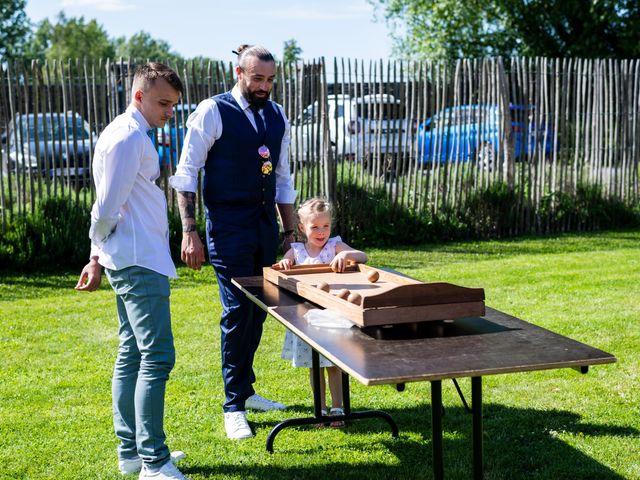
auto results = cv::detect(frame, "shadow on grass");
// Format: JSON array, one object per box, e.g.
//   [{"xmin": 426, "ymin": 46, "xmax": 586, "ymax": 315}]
[
  {"xmin": 186, "ymin": 403, "xmax": 634, "ymax": 479},
  {"xmin": 0, "ymin": 270, "xmax": 84, "ymax": 301},
  {"xmin": 0, "ymin": 267, "xmax": 218, "ymax": 302}
]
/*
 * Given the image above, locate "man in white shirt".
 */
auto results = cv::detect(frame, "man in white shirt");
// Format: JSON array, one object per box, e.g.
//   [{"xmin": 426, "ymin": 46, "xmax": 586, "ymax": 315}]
[
  {"xmin": 76, "ymin": 62, "xmax": 188, "ymax": 480},
  {"xmin": 169, "ymin": 45, "xmax": 297, "ymax": 440}
]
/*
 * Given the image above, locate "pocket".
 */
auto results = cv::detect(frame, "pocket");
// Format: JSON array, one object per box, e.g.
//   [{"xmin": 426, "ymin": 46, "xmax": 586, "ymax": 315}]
[
  {"xmin": 105, "ymin": 267, "xmax": 131, "ymax": 296},
  {"xmin": 106, "ymin": 266, "xmax": 169, "ymax": 298}
]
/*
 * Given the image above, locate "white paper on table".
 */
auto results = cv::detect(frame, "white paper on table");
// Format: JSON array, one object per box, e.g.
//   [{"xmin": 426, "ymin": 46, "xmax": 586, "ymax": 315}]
[{"xmin": 304, "ymin": 309, "xmax": 353, "ymax": 329}]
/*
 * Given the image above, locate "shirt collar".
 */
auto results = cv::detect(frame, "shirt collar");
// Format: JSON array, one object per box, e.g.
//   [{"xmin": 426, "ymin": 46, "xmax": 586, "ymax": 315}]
[
  {"xmin": 126, "ymin": 104, "xmax": 152, "ymax": 132},
  {"xmin": 232, "ymin": 85, "xmax": 255, "ymax": 113}
]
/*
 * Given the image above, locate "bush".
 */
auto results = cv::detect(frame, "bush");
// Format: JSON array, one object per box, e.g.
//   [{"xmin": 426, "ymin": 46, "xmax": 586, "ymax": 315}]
[
  {"xmin": 333, "ymin": 180, "xmax": 468, "ymax": 247},
  {"xmin": 0, "ymin": 198, "xmax": 207, "ymax": 271},
  {"xmin": 539, "ymin": 184, "xmax": 640, "ymax": 232},
  {"xmin": 332, "ymin": 179, "xmax": 640, "ymax": 247},
  {"xmin": 0, "ymin": 196, "xmax": 91, "ymax": 270},
  {"xmin": 2, "ymin": 184, "xmax": 639, "ymax": 270},
  {"xmin": 458, "ymin": 182, "xmax": 521, "ymax": 238}
]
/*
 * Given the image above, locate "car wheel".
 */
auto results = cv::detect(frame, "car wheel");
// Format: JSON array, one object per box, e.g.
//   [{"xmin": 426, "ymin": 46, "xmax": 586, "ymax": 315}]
[{"xmin": 476, "ymin": 142, "xmax": 496, "ymax": 171}]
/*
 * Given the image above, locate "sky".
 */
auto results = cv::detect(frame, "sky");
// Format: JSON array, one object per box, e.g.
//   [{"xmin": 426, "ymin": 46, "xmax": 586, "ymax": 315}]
[{"xmin": 24, "ymin": 0, "xmax": 395, "ymax": 63}]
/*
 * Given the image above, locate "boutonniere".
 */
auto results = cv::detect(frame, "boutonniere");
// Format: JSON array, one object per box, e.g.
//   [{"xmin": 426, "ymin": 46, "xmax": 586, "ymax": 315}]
[{"xmin": 259, "ymin": 145, "xmax": 272, "ymax": 175}]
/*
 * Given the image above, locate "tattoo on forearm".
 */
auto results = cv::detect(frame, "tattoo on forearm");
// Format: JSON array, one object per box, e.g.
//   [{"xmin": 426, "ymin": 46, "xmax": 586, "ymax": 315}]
[{"xmin": 177, "ymin": 191, "xmax": 197, "ymax": 220}]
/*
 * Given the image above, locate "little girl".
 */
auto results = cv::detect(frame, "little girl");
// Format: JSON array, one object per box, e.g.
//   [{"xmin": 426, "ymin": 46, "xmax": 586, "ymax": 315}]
[{"xmin": 278, "ymin": 197, "xmax": 368, "ymax": 426}]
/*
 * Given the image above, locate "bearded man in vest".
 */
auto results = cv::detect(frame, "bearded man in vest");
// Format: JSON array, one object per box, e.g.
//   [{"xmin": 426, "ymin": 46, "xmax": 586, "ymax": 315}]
[{"xmin": 170, "ymin": 44, "xmax": 297, "ymax": 440}]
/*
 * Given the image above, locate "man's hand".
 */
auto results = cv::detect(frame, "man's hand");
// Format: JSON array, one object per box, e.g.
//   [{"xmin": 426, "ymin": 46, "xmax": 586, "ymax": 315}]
[
  {"xmin": 176, "ymin": 191, "xmax": 205, "ymax": 270},
  {"xmin": 75, "ymin": 258, "xmax": 102, "ymax": 292},
  {"xmin": 181, "ymin": 231, "xmax": 206, "ymax": 270}
]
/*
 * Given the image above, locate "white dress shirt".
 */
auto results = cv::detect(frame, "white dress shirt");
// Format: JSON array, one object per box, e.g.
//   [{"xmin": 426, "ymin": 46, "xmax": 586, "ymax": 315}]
[
  {"xmin": 169, "ymin": 85, "xmax": 297, "ymax": 204},
  {"xmin": 89, "ymin": 105, "xmax": 176, "ymax": 278}
]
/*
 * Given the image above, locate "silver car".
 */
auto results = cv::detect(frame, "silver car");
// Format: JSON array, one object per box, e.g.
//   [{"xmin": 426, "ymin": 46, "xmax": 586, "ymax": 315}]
[{"xmin": 1, "ymin": 111, "xmax": 94, "ymax": 186}]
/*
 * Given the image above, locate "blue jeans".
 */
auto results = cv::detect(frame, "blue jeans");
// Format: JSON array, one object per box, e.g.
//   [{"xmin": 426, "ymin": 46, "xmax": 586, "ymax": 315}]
[{"xmin": 105, "ymin": 266, "xmax": 175, "ymax": 469}]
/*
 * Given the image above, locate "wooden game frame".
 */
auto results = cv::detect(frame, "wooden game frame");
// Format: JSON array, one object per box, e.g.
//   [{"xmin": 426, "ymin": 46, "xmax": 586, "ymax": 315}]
[{"xmin": 263, "ymin": 263, "xmax": 485, "ymax": 327}]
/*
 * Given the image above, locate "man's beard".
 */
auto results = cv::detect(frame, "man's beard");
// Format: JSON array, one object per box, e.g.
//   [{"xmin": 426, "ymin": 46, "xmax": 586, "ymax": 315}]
[{"xmin": 243, "ymin": 86, "xmax": 271, "ymax": 109}]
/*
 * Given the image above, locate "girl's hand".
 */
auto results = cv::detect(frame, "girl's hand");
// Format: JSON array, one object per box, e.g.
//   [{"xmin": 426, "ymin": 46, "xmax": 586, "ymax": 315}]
[
  {"xmin": 330, "ymin": 252, "xmax": 348, "ymax": 272},
  {"xmin": 278, "ymin": 258, "xmax": 293, "ymax": 270}
]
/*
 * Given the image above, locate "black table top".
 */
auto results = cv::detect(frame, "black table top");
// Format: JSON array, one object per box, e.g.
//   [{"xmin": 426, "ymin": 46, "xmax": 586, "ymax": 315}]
[{"xmin": 233, "ymin": 276, "xmax": 616, "ymax": 386}]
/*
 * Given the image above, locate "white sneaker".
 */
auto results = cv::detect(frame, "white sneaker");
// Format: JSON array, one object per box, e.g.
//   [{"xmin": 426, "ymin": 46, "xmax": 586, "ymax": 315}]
[
  {"xmin": 245, "ymin": 393, "xmax": 286, "ymax": 411},
  {"xmin": 139, "ymin": 460, "xmax": 188, "ymax": 479},
  {"xmin": 224, "ymin": 411, "xmax": 254, "ymax": 440},
  {"xmin": 119, "ymin": 451, "xmax": 186, "ymax": 475}
]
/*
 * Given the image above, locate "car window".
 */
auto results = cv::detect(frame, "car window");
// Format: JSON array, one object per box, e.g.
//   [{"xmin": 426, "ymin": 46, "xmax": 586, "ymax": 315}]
[
  {"xmin": 356, "ymin": 102, "xmax": 405, "ymax": 120},
  {"xmin": 12, "ymin": 114, "xmax": 91, "ymax": 144}
]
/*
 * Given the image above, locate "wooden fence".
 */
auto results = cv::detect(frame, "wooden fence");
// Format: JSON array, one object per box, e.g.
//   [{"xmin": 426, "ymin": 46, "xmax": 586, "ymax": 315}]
[{"xmin": 1, "ymin": 57, "xmax": 639, "ymax": 236}]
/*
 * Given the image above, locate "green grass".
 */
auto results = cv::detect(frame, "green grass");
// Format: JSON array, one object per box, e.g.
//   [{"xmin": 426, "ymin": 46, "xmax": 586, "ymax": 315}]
[{"xmin": 1, "ymin": 230, "xmax": 639, "ymax": 479}]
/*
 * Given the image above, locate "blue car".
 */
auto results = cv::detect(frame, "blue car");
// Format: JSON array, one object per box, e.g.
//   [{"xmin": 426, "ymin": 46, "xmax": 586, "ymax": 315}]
[
  {"xmin": 417, "ymin": 104, "xmax": 554, "ymax": 168},
  {"xmin": 156, "ymin": 103, "xmax": 197, "ymax": 167}
]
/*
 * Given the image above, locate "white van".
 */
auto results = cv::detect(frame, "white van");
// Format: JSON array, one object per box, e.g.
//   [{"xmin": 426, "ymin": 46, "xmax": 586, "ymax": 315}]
[{"xmin": 290, "ymin": 93, "xmax": 409, "ymax": 162}]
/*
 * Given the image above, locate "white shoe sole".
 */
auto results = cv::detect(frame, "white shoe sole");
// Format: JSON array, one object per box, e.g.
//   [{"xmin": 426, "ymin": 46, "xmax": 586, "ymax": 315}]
[{"xmin": 118, "ymin": 451, "xmax": 186, "ymax": 475}]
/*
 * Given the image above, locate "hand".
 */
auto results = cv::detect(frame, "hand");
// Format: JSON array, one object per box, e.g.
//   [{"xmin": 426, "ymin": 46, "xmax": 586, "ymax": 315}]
[
  {"xmin": 277, "ymin": 258, "xmax": 293, "ymax": 270},
  {"xmin": 75, "ymin": 258, "xmax": 102, "ymax": 292},
  {"xmin": 181, "ymin": 231, "xmax": 206, "ymax": 270},
  {"xmin": 330, "ymin": 252, "xmax": 349, "ymax": 273}
]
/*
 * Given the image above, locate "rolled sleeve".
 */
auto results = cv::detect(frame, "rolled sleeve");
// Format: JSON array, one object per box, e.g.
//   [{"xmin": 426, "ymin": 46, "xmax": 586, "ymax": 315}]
[{"xmin": 274, "ymin": 105, "xmax": 297, "ymax": 204}]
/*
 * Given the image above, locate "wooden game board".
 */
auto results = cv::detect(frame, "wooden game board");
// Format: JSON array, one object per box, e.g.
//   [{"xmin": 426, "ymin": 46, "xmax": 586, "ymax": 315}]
[{"xmin": 263, "ymin": 263, "xmax": 485, "ymax": 327}]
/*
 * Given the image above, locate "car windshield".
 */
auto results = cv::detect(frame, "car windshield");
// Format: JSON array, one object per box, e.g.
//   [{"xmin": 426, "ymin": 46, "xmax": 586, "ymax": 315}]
[{"xmin": 13, "ymin": 114, "xmax": 91, "ymax": 143}]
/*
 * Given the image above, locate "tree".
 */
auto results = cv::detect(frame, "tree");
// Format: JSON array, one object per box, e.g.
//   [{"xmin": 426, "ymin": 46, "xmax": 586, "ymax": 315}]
[
  {"xmin": 283, "ymin": 39, "xmax": 303, "ymax": 64},
  {"xmin": 114, "ymin": 31, "xmax": 183, "ymax": 64},
  {"xmin": 0, "ymin": 0, "xmax": 31, "ymax": 60},
  {"xmin": 25, "ymin": 12, "xmax": 115, "ymax": 61},
  {"xmin": 370, "ymin": 0, "xmax": 640, "ymax": 59}
]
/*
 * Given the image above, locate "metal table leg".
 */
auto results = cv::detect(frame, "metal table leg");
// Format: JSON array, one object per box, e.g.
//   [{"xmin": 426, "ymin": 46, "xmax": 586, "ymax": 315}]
[
  {"xmin": 431, "ymin": 380, "xmax": 443, "ymax": 480},
  {"xmin": 472, "ymin": 376, "xmax": 483, "ymax": 480},
  {"xmin": 266, "ymin": 349, "xmax": 398, "ymax": 453}
]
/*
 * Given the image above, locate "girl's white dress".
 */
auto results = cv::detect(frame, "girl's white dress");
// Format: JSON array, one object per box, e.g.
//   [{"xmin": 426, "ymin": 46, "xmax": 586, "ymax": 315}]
[{"xmin": 281, "ymin": 236, "xmax": 342, "ymax": 368}]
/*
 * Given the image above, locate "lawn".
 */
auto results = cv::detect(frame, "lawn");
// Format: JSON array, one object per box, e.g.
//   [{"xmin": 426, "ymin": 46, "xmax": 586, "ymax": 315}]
[{"xmin": 1, "ymin": 230, "xmax": 638, "ymax": 479}]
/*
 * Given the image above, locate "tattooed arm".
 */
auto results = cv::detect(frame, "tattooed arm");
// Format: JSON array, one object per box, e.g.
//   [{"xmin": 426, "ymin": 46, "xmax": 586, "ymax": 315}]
[{"xmin": 177, "ymin": 191, "xmax": 205, "ymax": 270}]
